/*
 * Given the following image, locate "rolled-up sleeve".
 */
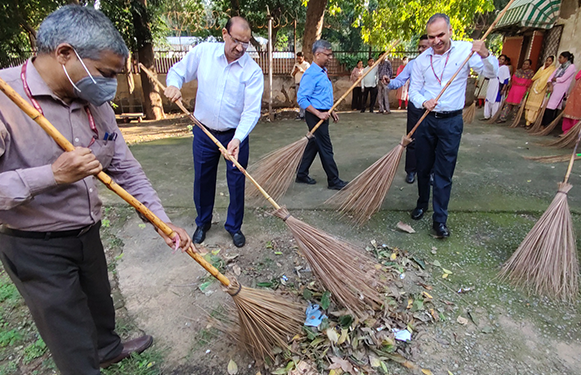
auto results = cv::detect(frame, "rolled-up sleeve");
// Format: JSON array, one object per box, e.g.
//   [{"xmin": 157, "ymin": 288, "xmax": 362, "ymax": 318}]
[
  {"xmin": 234, "ymin": 68, "xmax": 264, "ymax": 142},
  {"xmin": 0, "ymin": 120, "xmax": 57, "ymax": 210},
  {"xmin": 166, "ymin": 45, "xmax": 202, "ymax": 89}
]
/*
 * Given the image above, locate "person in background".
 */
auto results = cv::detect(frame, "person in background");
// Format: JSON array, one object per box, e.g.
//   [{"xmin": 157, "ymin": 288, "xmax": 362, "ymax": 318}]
[
  {"xmin": 396, "ymin": 56, "xmax": 409, "ymax": 109},
  {"xmin": 542, "ymin": 52, "xmax": 576, "ymax": 126},
  {"xmin": 377, "ymin": 52, "xmax": 392, "ymax": 114},
  {"xmin": 296, "ymin": 39, "xmax": 348, "ymax": 190},
  {"xmin": 482, "ymin": 54, "xmax": 510, "ymax": 120},
  {"xmin": 361, "ymin": 57, "xmax": 379, "ymax": 113},
  {"xmin": 388, "ymin": 34, "xmax": 430, "ymax": 184},
  {"xmin": 0, "ymin": 6, "xmax": 191, "ymax": 374},
  {"xmin": 165, "ymin": 16, "xmax": 263, "ymax": 248},
  {"xmin": 497, "ymin": 59, "xmax": 534, "ymax": 123},
  {"xmin": 524, "ymin": 56, "xmax": 555, "ymax": 126},
  {"xmin": 350, "ymin": 60, "xmax": 364, "ymax": 110},
  {"xmin": 560, "ymin": 67, "xmax": 581, "ymax": 134},
  {"xmin": 292, "ymin": 51, "xmax": 310, "ymax": 120},
  {"xmin": 409, "ymin": 13, "xmax": 498, "ymax": 238}
]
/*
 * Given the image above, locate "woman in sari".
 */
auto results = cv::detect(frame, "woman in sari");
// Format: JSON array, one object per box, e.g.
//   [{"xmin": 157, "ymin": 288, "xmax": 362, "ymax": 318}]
[
  {"xmin": 542, "ymin": 51, "xmax": 576, "ymax": 125},
  {"xmin": 350, "ymin": 60, "xmax": 364, "ymax": 110},
  {"xmin": 396, "ymin": 57, "xmax": 409, "ymax": 109},
  {"xmin": 498, "ymin": 59, "xmax": 534, "ymax": 123},
  {"xmin": 561, "ymin": 68, "xmax": 581, "ymax": 134},
  {"xmin": 524, "ymin": 56, "xmax": 555, "ymax": 126}
]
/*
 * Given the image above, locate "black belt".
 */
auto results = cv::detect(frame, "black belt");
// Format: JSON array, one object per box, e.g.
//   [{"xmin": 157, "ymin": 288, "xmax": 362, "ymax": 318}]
[
  {"xmin": 428, "ymin": 109, "xmax": 463, "ymax": 119},
  {"xmin": 0, "ymin": 224, "xmax": 96, "ymax": 240},
  {"xmin": 206, "ymin": 127, "xmax": 235, "ymax": 136}
]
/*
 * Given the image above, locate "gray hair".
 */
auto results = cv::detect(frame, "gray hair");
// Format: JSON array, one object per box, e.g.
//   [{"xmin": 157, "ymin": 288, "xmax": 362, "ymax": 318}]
[
  {"xmin": 312, "ymin": 39, "xmax": 332, "ymax": 55},
  {"xmin": 37, "ymin": 5, "xmax": 129, "ymax": 60},
  {"xmin": 427, "ymin": 13, "xmax": 451, "ymax": 28}
]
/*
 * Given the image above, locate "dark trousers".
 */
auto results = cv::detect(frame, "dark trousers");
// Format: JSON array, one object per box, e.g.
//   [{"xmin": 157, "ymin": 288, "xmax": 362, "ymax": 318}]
[
  {"xmin": 352, "ymin": 87, "xmax": 362, "ymax": 110},
  {"xmin": 0, "ymin": 222, "xmax": 121, "ymax": 375},
  {"xmin": 297, "ymin": 110, "xmax": 341, "ymax": 186},
  {"xmin": 542, "ymin": 108, "xmax": 558, "ymax": 126},
  {"xmin": 193, "ymin": 125, "xmax": 249, "ymax": 234},
  {"xmin": 405, "ymin": 101, "xmax": 423, "ymax": 174},
  {"xmin": 361, "ymin": 86, "xmax": 378, "ymax": 112},
  {"xmin": 415, "ymin": 113, "xmax": 463, "ymax": 224}
]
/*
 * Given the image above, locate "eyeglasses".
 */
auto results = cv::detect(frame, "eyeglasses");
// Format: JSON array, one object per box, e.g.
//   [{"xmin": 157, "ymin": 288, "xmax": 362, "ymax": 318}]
[
  {"xmin": 318, "ymin": 51, "xmax": 333, "ymax": 58},
  {"xmin": 227, "ymin": 31, "xmax": 250, "ymax": 49}
]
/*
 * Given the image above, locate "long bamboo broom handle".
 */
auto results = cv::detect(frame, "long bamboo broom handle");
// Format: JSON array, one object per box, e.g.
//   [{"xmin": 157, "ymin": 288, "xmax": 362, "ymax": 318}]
[
  {"xmin": 307, "ymin": 40, "xmax": 400, "ymax": 135},
  {"xmin": 140, "ymin": 64, "xmax": 282, "ymax": 211},
  {"xmin": 563, "ymin": 121, "xmax": 581, "ymax": 183},
  {"xmin": 0, "ymin": 77, "xmax": 232, "ymax": 288},
  {"xmin": 407, "ymin": 0, "xmax": 517, "ymax": 138}
]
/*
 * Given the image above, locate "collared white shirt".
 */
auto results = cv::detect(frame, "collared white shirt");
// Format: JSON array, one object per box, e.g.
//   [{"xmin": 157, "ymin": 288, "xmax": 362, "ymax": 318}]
[
  {"xmin": 166, "ymin": 42, "xmax": 264, "ymax": 141},
  {"xmin": 361, "ymin": 66, "xmax": 378, "ymax": 88},
  {"xmin": 410, "ymin": 40, "xmax": 498, "ymax": 112}
]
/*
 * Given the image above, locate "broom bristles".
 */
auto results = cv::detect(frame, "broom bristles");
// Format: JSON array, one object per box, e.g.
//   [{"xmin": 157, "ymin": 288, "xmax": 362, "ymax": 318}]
[
  {"xmin": 524, "ymin": 154, "xmax": 581, "ymax": 163},
  {"xmin": 325, "ymin": 136, "xmax": 411, "ymax": 226},
  {"xmin": 273, "ymin": 207, "xmax": 384, "ymax": 316},
  {"xmin": 531, "ymin": 111, "xmax": 563, "ymax": 136},
  {"xmin": 527, "ymin": 94, "xmax": 550, "ymax": 133},
  {"xmin": 499, "ymin": 182, "xmax": 579, "ymax": 301},
  {"xmin": 544, "ymin": 121, "xmax": 581, "ymax": 148},
  {"xmin": 245, "ymin": 137, "xmax": 309, "ymax": 203},
  {"xmin": 225, "ymin": 279, "xmax": 304, "ymax": 361},
  {"xmin": 487, "ymin": 98, "xmax": 506, "ymax": 124},
  {"xmin": 463, "ymin": 103, "xmax": 476, "ymax": 124},
  {"xmin": 509, "ymin": 102, "xmax": 526, "ymax": 128}
]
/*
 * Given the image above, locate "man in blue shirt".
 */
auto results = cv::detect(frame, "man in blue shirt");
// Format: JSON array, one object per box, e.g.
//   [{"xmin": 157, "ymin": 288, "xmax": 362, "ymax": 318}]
[
  {"xmin": 296, "ymin": 40, "xmax": 347, "ymax": 190},
  {"xmin": 165, "ymin": 17, "xmax": 264, "ymax": 248},
  {"xmin": 389, "ymin": 34, "xmax": 430, "ymax": 184},
  {"xmin": 408, "ymin": 13, "xmax": 498, "ymax": 238}
]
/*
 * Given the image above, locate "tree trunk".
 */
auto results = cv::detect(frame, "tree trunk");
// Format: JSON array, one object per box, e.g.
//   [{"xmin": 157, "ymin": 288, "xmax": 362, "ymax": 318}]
[
  {"xmin": 302, "ymin": 0, "xmax": 327, "ymax": 61},
  {"xmin": 133, "ymin": 0, "xmax": 164, "ymax": 120}
]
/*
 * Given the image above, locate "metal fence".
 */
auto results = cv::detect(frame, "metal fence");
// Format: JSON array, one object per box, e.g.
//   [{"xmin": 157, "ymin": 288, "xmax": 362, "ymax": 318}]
[{"xmin": 2, "ymin": 49, "xmax": 418, "ymax": 78}]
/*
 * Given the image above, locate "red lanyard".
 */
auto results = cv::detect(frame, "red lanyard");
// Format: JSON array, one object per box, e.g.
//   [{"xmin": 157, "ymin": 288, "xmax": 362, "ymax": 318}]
[
  {"xmin": 21, "ymin": 60, "xmax": 98, "ymax": 147},
  {"xmin": 430, "ymin": 51, "xmax": 451, "ymax": 85}
]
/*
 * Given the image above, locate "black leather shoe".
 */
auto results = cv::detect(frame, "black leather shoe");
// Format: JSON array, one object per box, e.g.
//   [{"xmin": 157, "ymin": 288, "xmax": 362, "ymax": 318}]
[
  {"xmin": 296, "ymin": 175, "xmax": 316, "ymax": 185},
  {"xmin": 230, "ymin": 231, "xmax": 246, "ymax": 247},
  {"xmin": 405, "ymin": 172, "xmax": 416, "ymax": 184},
  {"xmin": 101, "ymin": 335, "xmax": 153, "ymax": 368},
  {"xmin": 411, "ymin": 207, "xmax": 427, "ymax": 220},
  {"xmin": 328, "ymin": 180, "xmax": 348, "ymax": 190},
  {"xmin": 433, "ymin": 222, "xmax": 450, "ymax": 238},
  {"xmin": 192, "ymin": 223, "xmax": 211, "ymax": 244}
]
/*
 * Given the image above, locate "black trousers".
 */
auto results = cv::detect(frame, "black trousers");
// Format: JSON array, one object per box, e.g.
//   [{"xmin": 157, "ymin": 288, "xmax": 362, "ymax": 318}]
[
  {"xmin": 405, "ymin": 101, "xmax": 423, "ymax": 174},
  {"xmin": 415, "ymin": 113, "xmax": 463, "ymax": 224},
  {"xmin": 361, "ymin": 86, "xmax": 378, "ymax": 112},
  {"xmin": 0, "ymin": 222, "xmax": 122, "ymax": 375},
  {"xmin": 351, "ymin": 87, "xmax": 362, "ymax": 110},
  {"xmin": 297, "ymin": 110, "xmax": 341, "ymax": 186},
  {"xmin": 541, "ymin": 108, "xmax": 558, "ymax": 126}
]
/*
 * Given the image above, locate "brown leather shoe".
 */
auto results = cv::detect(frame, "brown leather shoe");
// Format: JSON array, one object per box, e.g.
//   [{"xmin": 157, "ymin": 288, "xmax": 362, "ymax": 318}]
[{"xmin": 100, "ymin": 335, "xmax": 153, "ymax": 368}]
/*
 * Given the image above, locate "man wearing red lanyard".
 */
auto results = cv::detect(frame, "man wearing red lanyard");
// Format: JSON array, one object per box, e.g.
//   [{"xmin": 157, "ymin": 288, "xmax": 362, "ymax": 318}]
[
  {"xmin": 0, "ymin": 6, "xmax": 191, "ymax": 374},
  {"xmin": 408, "ymin": 14, "xmax": 498, "ymax": 238}
]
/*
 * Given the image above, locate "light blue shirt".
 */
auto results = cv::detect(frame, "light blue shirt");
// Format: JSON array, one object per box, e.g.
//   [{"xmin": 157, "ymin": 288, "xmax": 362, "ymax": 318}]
[
  {"xmin": 409, "ymin": 40, "xmax": 498, "ymax": 112},
  {"xmin": 166, "ymin": 42, "xmax": 264, "ymax": 141},
  {"xmin": 297, "ymin": 62, "xmax": 334, "ymax": 110},
  {"xmin": 388, "ymin": 59, "xmax": 414, "ymax": 90}
]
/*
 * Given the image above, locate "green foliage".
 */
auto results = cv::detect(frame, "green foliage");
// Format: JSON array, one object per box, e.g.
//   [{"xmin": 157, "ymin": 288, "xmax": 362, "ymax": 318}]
[
  {"xmin": 354, "ymin": 0, "xmax": 495, "ymax": 48},
  {"xmin": 0, "ymin": 280, "xmax": 19, "ymax": 304},
  {"xmin": 101, "ymin": 351, "xmax": 163, "ymax": 375},
  {"xmin": 23, "ymin": 338, "xmax": 47, "ymax": 364},
  {"xmin": 0, "ymin": 328, "xmax": 23, "ymax": 347}
]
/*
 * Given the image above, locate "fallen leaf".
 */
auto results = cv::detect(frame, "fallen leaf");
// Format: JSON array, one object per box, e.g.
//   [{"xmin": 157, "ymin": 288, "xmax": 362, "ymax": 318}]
[
  {"xmin": 396, "ymin": 221, "xmax": 416, "ymax": 233},
  {"xmin": 422, "ymin": 370, "xmax": 434, "ymax": 375},
  {"xmin": 433, "ymin": 260, "xmax": 442, "ymax": 267},
  {"xmin": 442, "ymin": 273, "xmax": 449, "ymax": 279},
  {"xmin": 233, "ymin": 264, "xmax": 241, "ymax": 276},
  {"xmin": 448, "ymin": 371, "xmax": 454, "ymax": 375},
  {"xmin": 422, "ymin": 291, "xmax": 433, "ymax": 299},
  {"xmin": 211, "ymin": 249, "xmax": 221, "ymax": 255},
  {"xmin": 328, "ymin": 356, "xmax": 353, "ymax": 373},
  {"xmin": 390, "ymin": 252, "xmax": 397, "ymax": 260},
  {"xmin": 369, "ymin": 354, "xmax": 381, "ymax": 368},
  {"xmin": 337, "ymin": 328, "xmax": 349, "ymax": 345},
  {"xmin": 457, "ymin": 316, "xmax": 468, "ymax": 325},
  {"xmin": 442, "ymin": 268, "xmax": 453, "ymax": 274},
  {"xmin": 274, "ymin": 251, "xmax": 283, "ymax": 255},
  {"xmin": 227, "ymin": 359, "xmax": 238, "ymax": 374},
  {"xmin": 326, "ymin": 328, "xmax": 339, "ymax": 344}
]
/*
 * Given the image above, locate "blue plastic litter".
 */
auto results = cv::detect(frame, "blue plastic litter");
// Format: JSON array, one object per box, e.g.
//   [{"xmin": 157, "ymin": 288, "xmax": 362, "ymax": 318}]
[{"xmin": 304, "ymin": 303, "xmax": 327, "ymax": 327}]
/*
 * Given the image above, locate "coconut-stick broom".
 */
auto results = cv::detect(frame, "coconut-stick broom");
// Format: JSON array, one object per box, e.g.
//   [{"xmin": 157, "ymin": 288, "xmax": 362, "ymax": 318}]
[
  {"xmin": 245, "ymin": 40, "xmax": 399, "ymax": 203},
  {"xmin": 500, "ymin": 122, "xmax": 581, "ymax": 301},
  {"xmin": 325, "ymin": 0, "xmax": 516, "ymax": 225},
  {"xmin": 509, "ymin": 90, "xmax": 529, "ymax": 128},
  {"xmin": 140, "ymin": 65, "xmax": 384, "ymax": 317},
  {"xmin": 463, "ymin": 78, "xmax": 486, "ymax": 124},
  {"xmin": 527, "ymin": 92, "xmax": 551, "ymax": 133},
  {"xmin": 486, "ymin": 94, "xmax": 507, "ymax": 124},
  {"xmin": 545, "ymin": 119, "xmax": 581, "ymax": 148},
  {"xmin": 524, "ymin": 153, "xmax": 581, "ymax": 164},
  {"xmin": 531, "ymin": 111, "xmax": 564, "ymax": 136},
  {"xmin": 0, "ymin": 76, "xmax": 304, "ymax": 361}
]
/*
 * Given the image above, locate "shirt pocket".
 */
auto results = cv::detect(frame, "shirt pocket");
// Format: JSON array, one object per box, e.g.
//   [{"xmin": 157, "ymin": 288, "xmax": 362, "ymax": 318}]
[{"xmin": 90, "ymin": 139, "xmax": 115, "ymax": 169}]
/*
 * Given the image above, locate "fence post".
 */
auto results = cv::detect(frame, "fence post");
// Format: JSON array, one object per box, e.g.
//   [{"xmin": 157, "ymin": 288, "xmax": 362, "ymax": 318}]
[{"xmin": 268, "ymin": 14, "xmax": 274, "ymax": 122}]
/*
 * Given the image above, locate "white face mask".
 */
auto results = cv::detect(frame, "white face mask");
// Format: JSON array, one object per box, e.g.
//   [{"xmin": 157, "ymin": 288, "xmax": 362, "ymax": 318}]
[{"xmin": 62, "ymin": 49, "xmax": 118, "ymax": 106}]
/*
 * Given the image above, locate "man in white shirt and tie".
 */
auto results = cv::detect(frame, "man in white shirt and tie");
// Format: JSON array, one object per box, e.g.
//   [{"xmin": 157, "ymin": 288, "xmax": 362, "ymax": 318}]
[
  {"xmin": 164, "ymin": 17, "xmax": 264, "ymax": 248},
  {"xmin": 408, "ymin": 13, "xmax": 498, "ymax": 238}
]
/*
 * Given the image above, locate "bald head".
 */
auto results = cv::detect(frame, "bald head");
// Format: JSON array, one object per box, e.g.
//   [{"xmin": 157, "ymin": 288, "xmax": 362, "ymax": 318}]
[
  {"xmin": 222, "ymin": 16, "xmax": 251, "ymax": 63},
  {"xmin": 225, "ymin": 16, "xmax": 250, "ymax": 32}
]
